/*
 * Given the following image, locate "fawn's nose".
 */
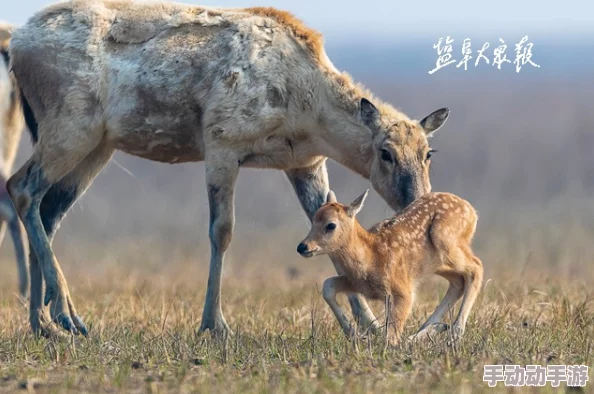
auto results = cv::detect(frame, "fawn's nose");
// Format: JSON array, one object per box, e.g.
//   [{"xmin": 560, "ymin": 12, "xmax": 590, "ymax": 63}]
[{"xmin": 297, "ymin": 243, "xmax": 308, "ymax": 255}]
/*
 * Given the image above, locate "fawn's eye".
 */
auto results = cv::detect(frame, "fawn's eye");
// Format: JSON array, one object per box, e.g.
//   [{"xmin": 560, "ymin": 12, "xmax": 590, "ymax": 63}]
[
  {"xmin": 426, "ymin": 149, "xmax": 436, "ymax": 161},
  {"xmin": 380, "ymin": 149, "xmax": 392, "ymax": 163},
  {"xmin": 325, "ymin": 223, "xmax": 337, "ymax": 232}
]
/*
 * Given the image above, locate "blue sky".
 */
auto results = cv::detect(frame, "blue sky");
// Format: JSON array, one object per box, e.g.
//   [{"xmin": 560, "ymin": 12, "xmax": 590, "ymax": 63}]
[
  {"xmin": 5, "ymin": 0, "xmax": 593, "ymax": 78},
  {"xmin": 4, "ymin": 0, "xmax": 593, "ymax": 40}
]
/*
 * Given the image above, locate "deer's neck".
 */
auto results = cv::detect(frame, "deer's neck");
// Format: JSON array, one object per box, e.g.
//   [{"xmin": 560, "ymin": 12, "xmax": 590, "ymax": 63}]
[
  {"xmin": 319, "ymin": 119, "xmax": 374, "ymax": 178},
  {"xmin": 330, "ymin": 223, "xmax": 379, "ymax": 280},
  {"xmin": 315, "ymin": 73, "xmax": 376, "ymax": 179}
]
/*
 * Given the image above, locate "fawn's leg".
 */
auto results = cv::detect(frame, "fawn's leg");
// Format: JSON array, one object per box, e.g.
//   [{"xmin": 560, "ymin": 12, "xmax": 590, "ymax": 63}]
[
  {"xmin": 388, "ymin": 291, "xmax": 413, "ymax": 345},
  {"xmin": 198, "ymin": 154, "xmax": 239, "ymax": 337},
  {"xmin": 0, "ymin": 189, "xmax": 28, "ymax": 297},
  {"xmin": 286, "ymin": 162, "xmax": 379, "ymax": 333},
  {"xmin": 322, "ymin": 275, "xmax": 357, "ymax": 336},
  {"xmin": 412, "ymin": 273, "xmax": 464, "ymax": 339},
  {"xmin": 452, "ymin": 254, "xmax": 483, "ymax": 339},
  {"xmin": 8, "ymin": 125, "xmax": 113, "ymax": 335}
]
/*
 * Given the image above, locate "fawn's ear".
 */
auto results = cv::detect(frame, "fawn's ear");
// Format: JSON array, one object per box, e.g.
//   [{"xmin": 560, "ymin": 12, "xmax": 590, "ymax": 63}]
[
  {"xmin": 420, "ymin": 107, "xmax": 449, "ymax": 138},
  {"xmin": 326, "ymin": 190, "xmax": 337, "ymax": 204},
  {"xmin": 347, "ymin": 189, "xmax": 369, "ymax": 217}
]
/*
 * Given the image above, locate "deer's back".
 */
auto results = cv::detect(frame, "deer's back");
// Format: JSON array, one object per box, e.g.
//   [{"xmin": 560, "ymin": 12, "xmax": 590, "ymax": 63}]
[
  {"xmin": 10, "ymin": 0, "xmax": 328, "ymax": 159},
  {"xmin": 370, "ymin": 193, "xmax": 477, "ymax": 275}
]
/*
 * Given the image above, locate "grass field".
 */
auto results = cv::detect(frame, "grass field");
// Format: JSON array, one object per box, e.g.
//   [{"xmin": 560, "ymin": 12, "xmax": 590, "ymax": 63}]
[
  {"xmin": 1, "ymin": 58, "xmax": 593, "ymax": 394},
  {"xmin": 0, "ymin": 260, "xmax": 592, "ymax": 393}
]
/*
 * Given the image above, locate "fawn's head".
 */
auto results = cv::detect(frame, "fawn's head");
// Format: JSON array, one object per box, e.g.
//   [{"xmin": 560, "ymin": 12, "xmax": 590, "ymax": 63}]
[
  {"xmin": 360, "ymin": 99, "xmax": 449, "ymax": 209},
  {"xmin": 297, "ymin": 190, "xmax": 368, "ymax": 257}
]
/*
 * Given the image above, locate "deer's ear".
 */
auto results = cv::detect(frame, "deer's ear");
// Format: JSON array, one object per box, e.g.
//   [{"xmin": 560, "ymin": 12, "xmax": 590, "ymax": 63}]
[
  {"xmin": 420, "ymin": 108, "xmax": 449, "ymax": 138},
  {"xmin": 326, "ymin": 190, "xmax": 337, "ymax": 204},
  {"xmin": 347, "ymin": 189, "xmax": 369, "ymax": 217},
  {"xmin": 359, "ymin": 98, "xmax": 380, "ymax": 130},
  {"xmin": 0, "ymin": 26, "xmax": 12, "ymax": 41}
]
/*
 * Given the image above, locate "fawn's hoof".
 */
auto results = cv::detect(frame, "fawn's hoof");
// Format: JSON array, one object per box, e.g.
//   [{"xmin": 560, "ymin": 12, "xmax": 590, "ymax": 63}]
[
  {"xmin": 448, "ymin": 326, "xmax": 465, "ymax": 345},
  {"xmin": 360, "ymin": 321, "xmax": 382, "ymax": 336},
  {"xmin": 408, "ymin": 322, "xmax": 450, "ymax": 342}
]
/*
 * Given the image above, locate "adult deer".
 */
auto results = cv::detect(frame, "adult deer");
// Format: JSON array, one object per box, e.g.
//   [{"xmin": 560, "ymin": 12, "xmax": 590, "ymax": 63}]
[
  {"xmin": 0, "ymin": 22, "xmax": 27, "ymax": 297},
  {"xmin": 8, "ymin": 1, "xmax": 449, "ymax": 337}
]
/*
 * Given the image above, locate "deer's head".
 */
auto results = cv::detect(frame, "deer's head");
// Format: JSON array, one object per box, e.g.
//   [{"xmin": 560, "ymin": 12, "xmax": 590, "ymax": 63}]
[
  {"xmin": 360, "ymin": 99, "xmax": 449, "ymax": 210},
  {"xmin": 297, "ymin": 190, "xmax": 368, "ymax": 257}
]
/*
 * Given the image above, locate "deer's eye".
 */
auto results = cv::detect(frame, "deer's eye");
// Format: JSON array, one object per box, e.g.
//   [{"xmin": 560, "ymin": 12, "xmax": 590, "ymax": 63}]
[
  {"xmin": 325, "ymin": 223, "xmax": 337, "ymax": 232},
  {"xmin": 380, "ymin": 149, "xmax": 393, "ymax": 163},
  {"xmin": 426, "ymin": 149, "xmax": 436, "ymax": 161}
]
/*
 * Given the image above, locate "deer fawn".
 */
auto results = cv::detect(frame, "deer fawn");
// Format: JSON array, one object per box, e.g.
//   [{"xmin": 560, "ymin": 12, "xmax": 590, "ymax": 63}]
[{"xmin": 297, "ymin": 190, "xmax": 483, "ymax": 343}]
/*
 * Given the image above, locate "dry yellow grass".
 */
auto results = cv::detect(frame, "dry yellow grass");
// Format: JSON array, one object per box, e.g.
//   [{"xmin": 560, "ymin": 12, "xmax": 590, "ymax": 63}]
[
  {"xmin": 0, "ymin": 72, "xmax": 593, "ymax": 393},
  {"xmin": 0, "ymin": 259, "xmax": 592, "ymax": 393}
]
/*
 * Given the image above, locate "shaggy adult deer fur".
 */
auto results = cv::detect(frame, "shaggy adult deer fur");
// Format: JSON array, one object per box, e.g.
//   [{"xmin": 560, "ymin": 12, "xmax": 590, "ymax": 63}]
[
  {"xmin": 0, "ymin": 22, "xmax": 27, "ymax": 297},
  {"xmin": 8, "ymin": 0, "xmax": 450, "ymax": 337},
  {"xmin": 298, "ymin": 190, "xmax": 483, "ymax": 343}
]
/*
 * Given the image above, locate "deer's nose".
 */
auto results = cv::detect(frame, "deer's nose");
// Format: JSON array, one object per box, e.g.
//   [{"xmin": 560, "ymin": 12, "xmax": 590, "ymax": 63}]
[
  {"xmin": 399, "ymin": 173, "xmax": 419, "ymax": 207},
  {"xmin": 297, "ymin": 243, "xmax": 308, "ymax": 255}
]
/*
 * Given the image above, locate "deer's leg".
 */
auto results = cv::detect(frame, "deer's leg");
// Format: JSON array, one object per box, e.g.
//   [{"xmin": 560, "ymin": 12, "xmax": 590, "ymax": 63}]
[
  {"xmin": 451, "ymin": 254, "xmax": 483, "ymax": 340},
  {"xmin": 388, "ymin": 291, "xmax": 413, "ymax": 345},
  {"xmin": 411, "ymin": 274, "xmax": 464, "ymax": 341},
  {"xmin": 0, "ymin": 177, "xmax": 29, "ymax": 297},
  {"xmin": 1, "ymin": 175, "xmax": 29, "ymax": 298},
  {"xmin": 285, "ymin": 162, "xmax": 380, "ymax": 333},
  {"xmin": 24, "ymin": 178, "xmax": 84, "ymax": 336},
  {"xmin": 8, "ymin": 128, "xmax": 112, "ymax": 335},
  {"xmin": 0, "ymin": 194, "xmax": 28, "ymax": 297},
  {"xmin": 199, "ymin": 157, "xmax": 239, "ymax": 337},
  {"xmin": 0, "ymin": 220, "xmax": 5, "ymax": 248},
  {"xmin": 322, "ymin": 275, "xmax": 357, "ymax": 337},
  {"xmin": 0, "ymin": 203, "xmax": 6, "ymax": 248}
]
